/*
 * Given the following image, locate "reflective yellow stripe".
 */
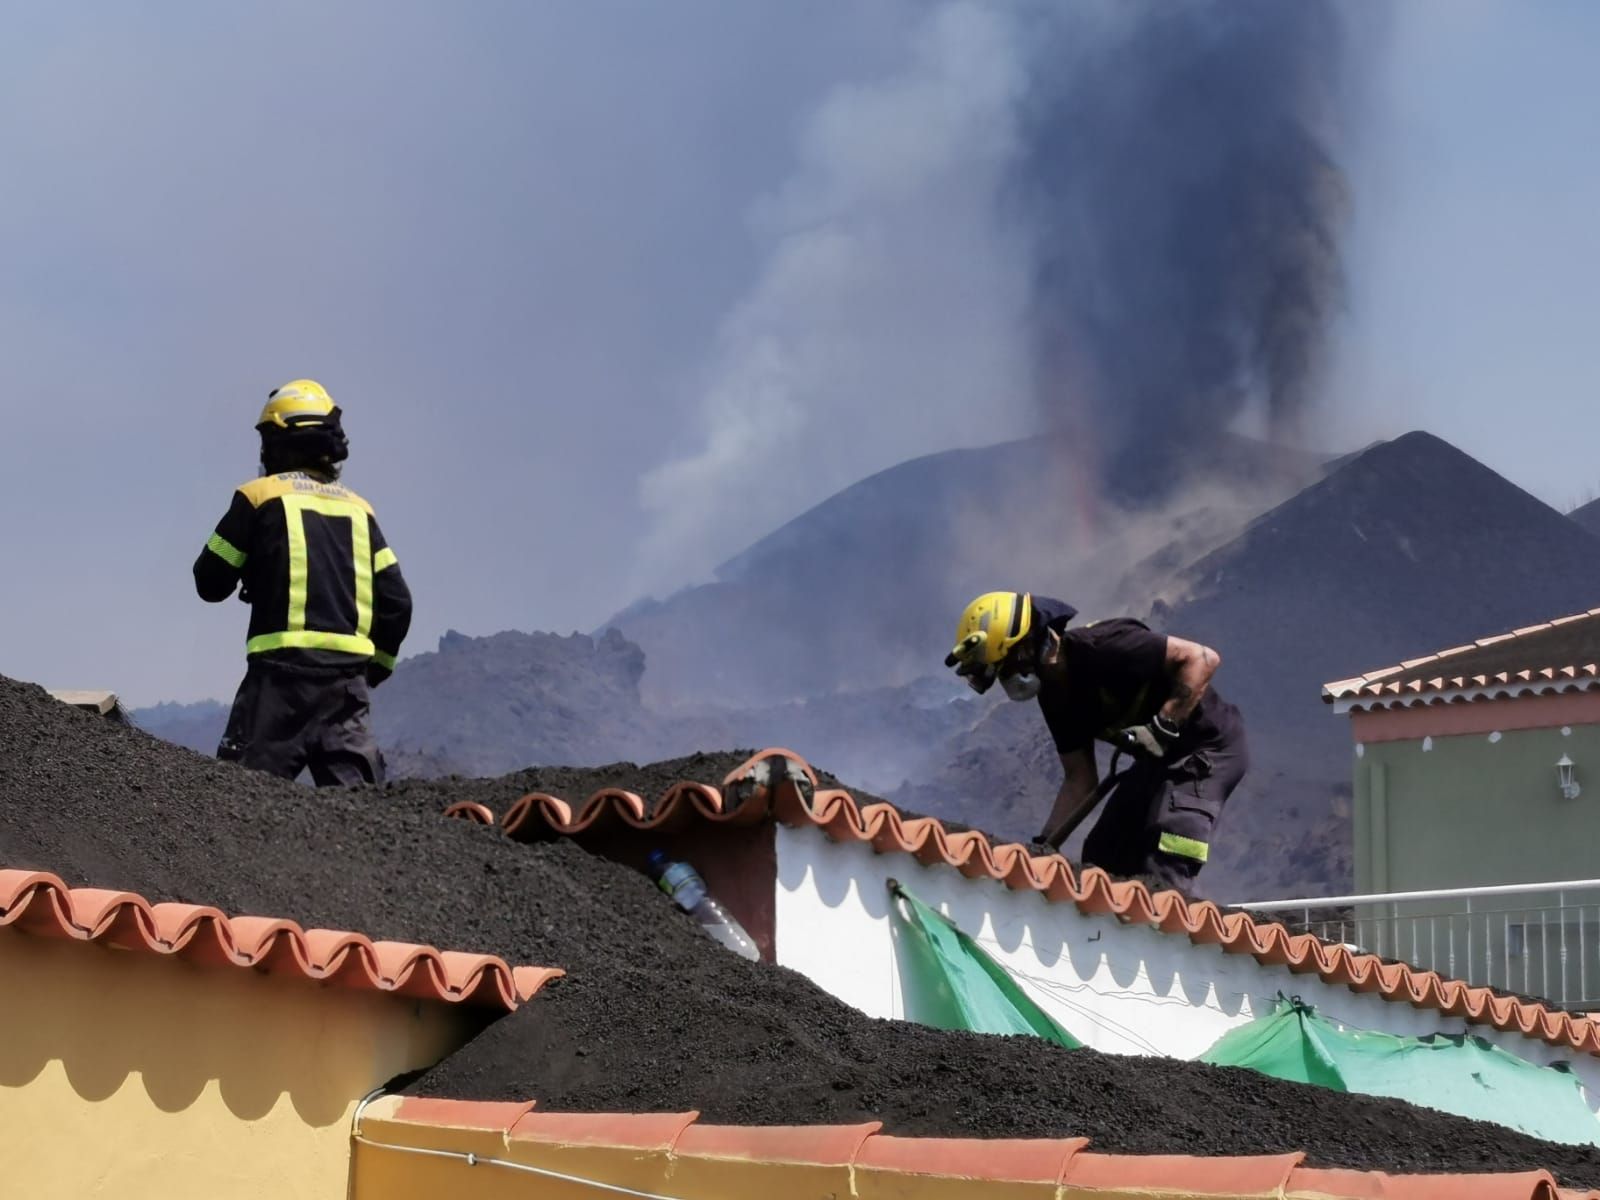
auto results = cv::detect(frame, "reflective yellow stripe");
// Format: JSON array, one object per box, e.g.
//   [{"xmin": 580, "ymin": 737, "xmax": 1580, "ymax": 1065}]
[
  {"xmin": 284, "ymin": 498, "xmax": 310, "ymax": 631},
  {"xmin": 352, "ymin": 513, "xmax": 373, "ymax": 639},
  {"xmin": 280, "ymin": 494, "xmax": 372, "ymax": 637},
  {"xmin": 1158, "ymin": 832, "xmax": 1209, "ymax": 863},
  {"xmin": 247, "ymin": 631, "xmax": 376, "ymax": 657},
  {"xmin": 206, "ymin": 532, "xmax": 247, "ymax": 569},
  {"xmin": 374, "ymin": 547, "xmax": 397, "ymax": 572},
  {"xmin": 372, "ymin": 650, "xmax": 397, "ymax": 670}
]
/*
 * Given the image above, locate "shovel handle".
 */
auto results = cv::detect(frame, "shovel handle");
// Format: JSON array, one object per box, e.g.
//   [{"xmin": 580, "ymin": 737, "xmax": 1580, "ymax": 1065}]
[{"xmin": 1047, "ymin": 749, "xmax": 1127, "ymax": 845}]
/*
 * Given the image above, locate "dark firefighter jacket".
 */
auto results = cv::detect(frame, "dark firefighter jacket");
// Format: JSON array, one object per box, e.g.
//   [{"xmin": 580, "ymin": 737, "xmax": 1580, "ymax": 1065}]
[{"xmin": 193, "ymin": 472, "xmax": 412, "ymax": 672}]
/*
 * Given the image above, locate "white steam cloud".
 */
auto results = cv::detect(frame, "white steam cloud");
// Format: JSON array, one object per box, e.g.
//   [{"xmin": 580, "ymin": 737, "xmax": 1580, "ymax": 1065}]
[{"xmin": 636, "ymin": 2, "xmax": 1034, "ymax": 590}]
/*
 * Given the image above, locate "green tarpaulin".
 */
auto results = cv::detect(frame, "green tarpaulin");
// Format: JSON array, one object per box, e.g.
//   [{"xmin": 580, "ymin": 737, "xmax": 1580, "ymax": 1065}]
[
  {"xmin": 888, "ymin": 882, "xmax": 1081, "ymax": 1048},
  {"xmin": 1202, "ymin": 995, "xmax": 1600, "ymax": 1147},
  {"xmin": 887, "ymin": 884, "xmax": 1597, "ymax": 1146}
]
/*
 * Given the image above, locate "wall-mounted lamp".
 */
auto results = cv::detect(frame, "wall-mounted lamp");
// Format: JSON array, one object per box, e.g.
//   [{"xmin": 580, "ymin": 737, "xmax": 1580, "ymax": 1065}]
[{"xmin": 1557, "ymin": 753, "xmax": 1581, "ymax": 801}]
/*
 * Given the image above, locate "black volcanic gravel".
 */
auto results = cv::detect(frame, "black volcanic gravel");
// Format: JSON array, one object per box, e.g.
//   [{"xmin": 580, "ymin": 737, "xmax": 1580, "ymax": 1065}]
[
  {"xmin": 382, "ymin": 750, "xmax": 769, "ymax": 817},
  {"xmin": 3, "ymin": 674, "xmax": 1599, "ymax": 1183},
  {"xmin": 386, "ymin": 750, "xmax": 910, "ymax": 826}
]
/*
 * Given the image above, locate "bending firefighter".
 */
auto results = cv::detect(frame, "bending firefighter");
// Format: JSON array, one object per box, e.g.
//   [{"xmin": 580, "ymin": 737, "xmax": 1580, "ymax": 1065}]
[
  {"xmin": 194, "ymin": 380, "xmax": 412, "ymax": 785},
  {"xmin": 945, "ymin": 592, "xmax": 1247, "ymax": 890}
]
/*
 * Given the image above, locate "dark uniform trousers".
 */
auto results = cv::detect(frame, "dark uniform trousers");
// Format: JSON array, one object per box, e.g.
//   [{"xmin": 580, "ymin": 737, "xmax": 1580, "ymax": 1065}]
[
  {"xmin": 218, "ymin": 658, "xmax": 385, "ymax": 786},
  {"xmin": 1081, "ymin": 727, "xmax": 1249, "ymax": 891}
]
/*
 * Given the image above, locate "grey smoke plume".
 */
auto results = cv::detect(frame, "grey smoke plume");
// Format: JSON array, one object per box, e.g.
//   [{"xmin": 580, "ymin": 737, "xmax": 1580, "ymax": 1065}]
[
  {"xmin": 636, "ymin": 2, "xmax": 1034, "ymax": 590},
  {"xmin": 1017, "ymin": 0, "xmax": 1347, "ymax": 495}
]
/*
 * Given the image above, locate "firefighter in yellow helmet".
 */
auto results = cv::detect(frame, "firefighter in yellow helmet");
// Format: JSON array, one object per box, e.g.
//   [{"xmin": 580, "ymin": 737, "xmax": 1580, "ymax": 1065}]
[
  {"xmin": 946, "ymin": 592, "xmax": 1247, "ymax": 892},
  {"xmin": 192, "ymin": 380, "xmax": 412, "ymax": 785}
]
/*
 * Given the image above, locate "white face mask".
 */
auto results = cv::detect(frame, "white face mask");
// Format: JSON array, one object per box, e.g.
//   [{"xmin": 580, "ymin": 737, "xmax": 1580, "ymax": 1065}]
[{"xmin": 1000, "ymin": 672, "xmax": 1042, "ymax": 702}]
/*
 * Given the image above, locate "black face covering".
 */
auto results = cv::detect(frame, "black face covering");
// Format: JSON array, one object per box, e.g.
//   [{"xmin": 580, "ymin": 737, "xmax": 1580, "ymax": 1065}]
[
  {"xmin": 260, "ymin": 434, "xmax": 343, "ymax": 477},
  {"xmin": 258, "ymin": 410, "xmax": 349, "ymax": 478}
]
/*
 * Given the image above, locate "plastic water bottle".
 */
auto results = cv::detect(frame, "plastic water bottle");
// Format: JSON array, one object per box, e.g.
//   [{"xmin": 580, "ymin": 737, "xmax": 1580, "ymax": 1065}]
[{"xmin": 646, "ymin": 850, "xmax": 760, "ymax": 961}]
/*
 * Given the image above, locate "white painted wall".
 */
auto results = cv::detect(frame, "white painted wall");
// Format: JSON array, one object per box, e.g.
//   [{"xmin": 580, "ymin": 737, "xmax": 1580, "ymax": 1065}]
[{"xmin": 772, "ymin": 824, "xmax": 1600, "ymax": 1117}]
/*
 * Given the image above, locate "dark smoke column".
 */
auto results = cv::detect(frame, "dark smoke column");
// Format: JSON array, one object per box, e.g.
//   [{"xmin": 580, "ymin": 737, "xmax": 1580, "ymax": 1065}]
[{"xmin": 1017, "ymin": 0, "xmax": 1346, "ymax": 504}]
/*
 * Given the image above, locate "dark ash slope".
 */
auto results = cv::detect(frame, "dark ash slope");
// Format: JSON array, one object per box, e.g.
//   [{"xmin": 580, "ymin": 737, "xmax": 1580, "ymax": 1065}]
[{"xmin": 2, "ymin": 675, "xmax": 1598, "ymax": 1183}]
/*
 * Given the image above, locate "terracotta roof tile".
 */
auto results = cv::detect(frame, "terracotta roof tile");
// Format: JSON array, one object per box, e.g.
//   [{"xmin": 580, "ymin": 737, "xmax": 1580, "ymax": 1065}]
[
  {"xmin": 490, "ymin": 749, "xmax": 1600, "ymax": 1058},
  {"xmin": 673, "ymin": 1121, "xmax": 883, "ymax": 1165},
  {"xmin": 1324, "ymin": 608, "xmax": 1600, "ymax": 705},
  {"xmin": 387, "ymin": 1096, "xmax": 538, "ymax": 1130},
  {"xmin": 505, "ymin": 1110, "xmax": 702, "ymax": 1152},
  {"xmin": 0, "ymin": 868, "xmax": 560, "ymax": 1010},
  {"xmin": 1287, "ymin": 1167, "xmax": 1565, "ymax": 1199},
  {"xmin": 373, "ymin": 1102, "xmax": 1580, "ymax": 1200},
  {"xmin": 1064, "ymin": 1150, "xmax": 1307, "ymax": 1194},
  {"xmin": 855, "ymin": 1133, "xmax": 1088, "ymax": 1184}
]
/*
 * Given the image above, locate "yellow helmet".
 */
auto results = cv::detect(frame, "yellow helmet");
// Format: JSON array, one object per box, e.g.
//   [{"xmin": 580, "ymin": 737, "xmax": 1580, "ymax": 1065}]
[
  {"xmin": 257, "ymin": 379, "xmax": 337, "ymax": 431},
  {"xmin": 945, "ymin": 592, "xmax": 1033, "ymax": 672}
]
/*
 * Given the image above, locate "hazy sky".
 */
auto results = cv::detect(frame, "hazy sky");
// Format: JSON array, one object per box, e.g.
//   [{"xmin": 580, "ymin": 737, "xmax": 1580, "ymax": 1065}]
[{"xmin": 2, "ymin": 1, "xmax": 1597, "ymax": 705}]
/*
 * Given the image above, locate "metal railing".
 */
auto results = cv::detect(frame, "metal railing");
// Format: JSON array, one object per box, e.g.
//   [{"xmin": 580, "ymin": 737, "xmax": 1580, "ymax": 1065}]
[{"xmin": 1231, "ymin": 879, "xmax": 1600, "ymax": 1011}]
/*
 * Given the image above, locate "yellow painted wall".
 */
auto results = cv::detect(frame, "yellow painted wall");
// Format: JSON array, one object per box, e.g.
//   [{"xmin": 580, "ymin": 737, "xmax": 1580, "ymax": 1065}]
[{"xmin": 0, "ymin": 932, "xmax": 478, "ymax": 1200}]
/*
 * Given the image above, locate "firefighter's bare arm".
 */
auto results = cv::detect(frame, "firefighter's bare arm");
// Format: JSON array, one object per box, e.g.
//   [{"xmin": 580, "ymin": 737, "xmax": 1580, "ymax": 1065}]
[
  {"xmin": 1159, "ymin": 635, "xmax": 1221, "ymax": 726},
  {"xmin": 1038, "ymin": 748, "xmax": 1100, "ymax": 848}
]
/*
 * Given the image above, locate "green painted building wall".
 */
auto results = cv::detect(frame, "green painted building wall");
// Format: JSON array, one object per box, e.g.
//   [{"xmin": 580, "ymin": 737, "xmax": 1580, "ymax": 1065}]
[
  {"xmin": 1353, "ymin": 723, "xmax": 1600, "ymax": 895},
  {"xmin": 1350, "ymin": 721, "xmax": 1600, "ymax": 1004}
]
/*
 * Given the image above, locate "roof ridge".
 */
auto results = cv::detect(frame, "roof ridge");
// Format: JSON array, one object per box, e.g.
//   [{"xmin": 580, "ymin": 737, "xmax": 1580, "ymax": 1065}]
[
  {"xmin": 371, "ymin": 1098, "xmax": 1585, "ymax": 1198},
  {"xmin": 1324, "ymin": 607, "xmax": 1600, "ymax": 700},
  {"xmin": 476, "ymin": 748, "xmax": 1600, "ymax": 1058},
  {"xmin": 0, "ymin": 867, "xmax": 561, "ymax": 1010}
]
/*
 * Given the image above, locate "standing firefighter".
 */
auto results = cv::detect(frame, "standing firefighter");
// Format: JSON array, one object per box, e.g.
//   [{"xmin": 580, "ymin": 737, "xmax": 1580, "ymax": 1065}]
[
  {"xmin": 944, "ymin": 592, "xmax": 1247, "ymax": 890},
  {"xmin": 194, "ymin": 380, "xmax": 412, "ymax": 785}
]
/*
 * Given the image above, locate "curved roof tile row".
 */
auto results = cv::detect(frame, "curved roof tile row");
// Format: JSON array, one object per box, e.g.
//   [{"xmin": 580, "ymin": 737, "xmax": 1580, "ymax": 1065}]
[
  {"xmin": 0, "ymin": 868, "xmax": 560, "ymax": 1010},
  {"xmin": 465, "ymin": 748, "xmax": 1600, "ymax": 1057},
  {"xmin": 1324, "ymin": 607, "xmax": 1600, "ymax": 704},
  {"xmin": 372, "ymin": 1097, "xmax": 1596, "ymax": 1200},
  {"xmin": 1333, "ymin": 672, "xmax": 1600, "ymax": 708}
]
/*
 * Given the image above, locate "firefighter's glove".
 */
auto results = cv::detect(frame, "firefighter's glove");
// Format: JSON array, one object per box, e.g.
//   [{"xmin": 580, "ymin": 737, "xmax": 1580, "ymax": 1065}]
[
  {"xmin": 365, "ymin": 661, "xmax": 393, "ymax": 689},
  {"xmin": 1117, "ymin": 713, "xmax": 1181, "ymax": 759}
]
